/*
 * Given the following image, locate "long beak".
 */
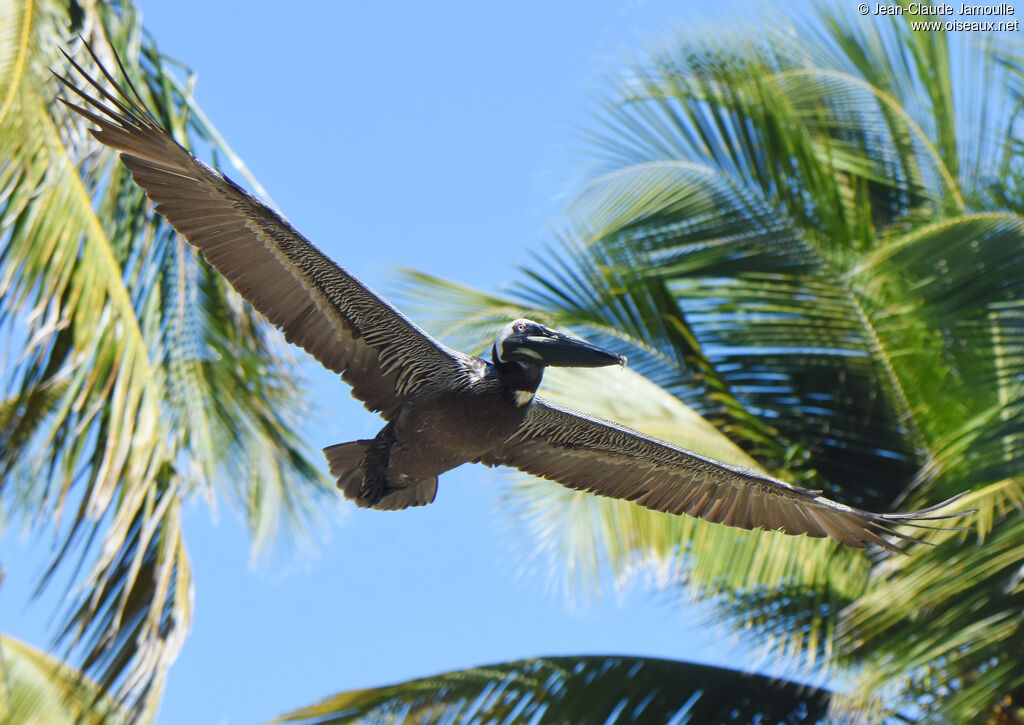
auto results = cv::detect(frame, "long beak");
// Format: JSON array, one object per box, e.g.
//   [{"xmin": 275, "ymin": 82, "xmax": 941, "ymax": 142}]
[{"xmin": 516, "ymin": 331, "xmax": 626, "ymax": 368}]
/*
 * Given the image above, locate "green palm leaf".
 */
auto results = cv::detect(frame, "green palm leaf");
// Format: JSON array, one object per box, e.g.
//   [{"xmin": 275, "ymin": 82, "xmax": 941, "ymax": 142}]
[
  {"xmin": 0, "ymin": 0, "xmax": 330, "ymax": 715},
  {"xmin": 0, "ymin": 635, "xmax": 126, "ymax": 724},
  {"xmin": 274, "ymin": 656, "xmax": 832, "ymax": 725}
]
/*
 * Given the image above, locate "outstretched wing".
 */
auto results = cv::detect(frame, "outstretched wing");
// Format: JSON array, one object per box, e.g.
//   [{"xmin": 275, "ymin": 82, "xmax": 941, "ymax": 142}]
[
  {"xmin": 484, "ymin": 399, "xmax": 967, "ymax": 550},
  {"xmin": 55, "ymin": 44, "xmax": 478, "ymax": 418}
]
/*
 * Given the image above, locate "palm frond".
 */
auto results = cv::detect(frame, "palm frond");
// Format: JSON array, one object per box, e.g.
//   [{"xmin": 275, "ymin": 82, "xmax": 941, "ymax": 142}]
[
  {"xmin": 837, "ymin": 415, "xmax": 1024, "ymax": 721},
  {"xmin": 274, "ymin": 655, "xmax": 833, "ymax": 725},
  {"xmin": 0, "ymin": 635, "xmax": 126, "ymax": 724},
  {"xmin": 0, "ymin": 0, "xmax": 330, "ymax": 714}
]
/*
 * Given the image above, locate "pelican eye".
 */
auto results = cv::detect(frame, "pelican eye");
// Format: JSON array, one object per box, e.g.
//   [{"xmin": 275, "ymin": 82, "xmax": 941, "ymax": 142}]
[{"xmin": 514, "ymin": 322, "xmax": 527, "ymax": 332}]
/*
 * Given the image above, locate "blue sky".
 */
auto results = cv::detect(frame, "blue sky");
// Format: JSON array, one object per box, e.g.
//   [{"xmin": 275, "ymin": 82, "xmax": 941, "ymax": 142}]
[{"xmin": 1, "ymin": 1, "xmax": 814, "ymax": 722}]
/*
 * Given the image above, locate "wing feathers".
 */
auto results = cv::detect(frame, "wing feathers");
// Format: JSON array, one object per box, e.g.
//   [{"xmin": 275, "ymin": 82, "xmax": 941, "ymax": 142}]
[
  {"xmin": 486, "ymin": 400, "xmax": 970, "ymax": 551},
  {"xmin": 59, "ymin": 47, "xmax": 475, "ymax": 418}
]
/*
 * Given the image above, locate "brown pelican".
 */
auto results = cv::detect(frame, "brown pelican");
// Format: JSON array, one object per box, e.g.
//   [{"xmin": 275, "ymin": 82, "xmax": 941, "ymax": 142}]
[{"xmin": 55, "ymin": 45, "xmax": 967, "ymax": 551}]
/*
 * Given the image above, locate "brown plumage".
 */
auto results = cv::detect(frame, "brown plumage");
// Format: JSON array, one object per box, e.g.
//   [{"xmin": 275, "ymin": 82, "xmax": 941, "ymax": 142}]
[
  {"xmin": 55, "ymin": 43, "xmax": 970, "ymax": 551},
  {"xmin": 481, "ymin": 400, "xmax": 965, "ymax": 549}
]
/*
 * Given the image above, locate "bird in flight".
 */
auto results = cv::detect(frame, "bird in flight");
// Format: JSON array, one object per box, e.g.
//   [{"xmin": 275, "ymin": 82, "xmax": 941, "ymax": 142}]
[{"xmin": 54, "ymin": 42, "xmax": 968, "ymax": 551}]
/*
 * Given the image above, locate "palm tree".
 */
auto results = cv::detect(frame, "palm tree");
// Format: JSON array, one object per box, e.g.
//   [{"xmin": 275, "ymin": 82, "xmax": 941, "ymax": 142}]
[
  {"xmin": 0, "ymin": 0, "xmax": 329, "ymax": 718},
  {"xmin": 279, "ymin": 9, "xmax": 1024, "ymax": 723}
]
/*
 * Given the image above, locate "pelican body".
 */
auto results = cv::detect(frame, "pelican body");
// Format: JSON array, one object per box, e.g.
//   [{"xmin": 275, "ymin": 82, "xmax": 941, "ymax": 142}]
[
  {"xmin": 326, "ymin": 320, "xmax": 624, "ymax": 509},
  {"xmin": 55, "ymin": 44, "xmax": 968, "ymax": 551}
]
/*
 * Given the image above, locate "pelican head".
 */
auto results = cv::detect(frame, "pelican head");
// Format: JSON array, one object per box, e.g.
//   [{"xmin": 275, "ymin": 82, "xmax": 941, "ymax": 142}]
[{"xmin": 492, "ymin": 319, "xmax": 626, "ymax": 368}]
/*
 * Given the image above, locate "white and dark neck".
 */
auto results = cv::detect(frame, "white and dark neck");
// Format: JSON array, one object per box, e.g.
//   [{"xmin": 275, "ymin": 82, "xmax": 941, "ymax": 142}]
[{"xmin": 492, "ymin": 344, "xmax": 542, "ymax": 407}]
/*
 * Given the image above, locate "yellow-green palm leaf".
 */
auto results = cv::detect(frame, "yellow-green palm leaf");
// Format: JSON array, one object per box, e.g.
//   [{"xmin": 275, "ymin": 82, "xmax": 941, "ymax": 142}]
[{"xmin": 0, "ymin": 0, "xmax": 330, "ymax": 716}]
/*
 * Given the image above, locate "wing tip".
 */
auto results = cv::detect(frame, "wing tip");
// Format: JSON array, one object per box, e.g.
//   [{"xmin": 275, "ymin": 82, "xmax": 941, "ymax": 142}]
[{"xmin": 861, "ymin": 490, "xmax": 976, "ymax": 553}]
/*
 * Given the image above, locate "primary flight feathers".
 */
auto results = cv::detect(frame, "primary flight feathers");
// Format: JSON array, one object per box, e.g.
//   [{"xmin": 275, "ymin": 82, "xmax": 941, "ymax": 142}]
[{"xmin": 55, "ymin": 41, "xmax": 970, "ymax": 551}]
